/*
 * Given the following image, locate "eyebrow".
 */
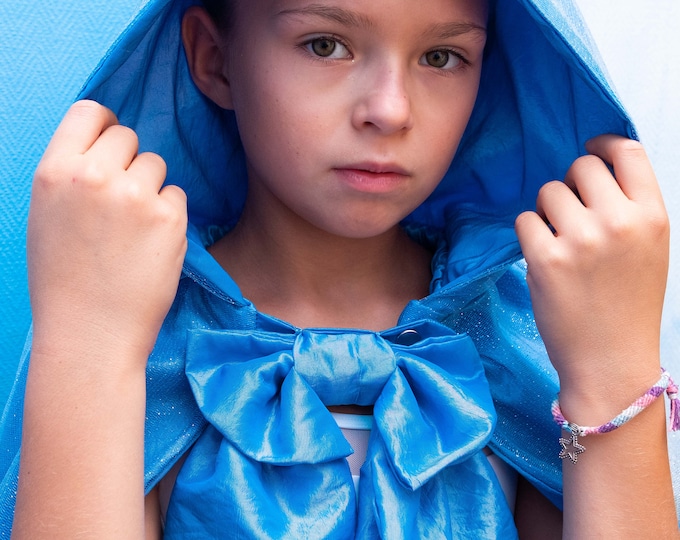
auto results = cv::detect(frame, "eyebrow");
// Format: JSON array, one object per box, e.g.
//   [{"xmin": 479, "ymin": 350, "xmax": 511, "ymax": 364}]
[
  {"xmin": 423, "ymin": 22, "xmax": 488, "ymax": 41},
  {"xmin": 277, "ymin": 5, "xmax": 376, "ymax": 30},
  {"xmin": 277, "ymin": 5, "xmax": 486, "ymax": 41}
]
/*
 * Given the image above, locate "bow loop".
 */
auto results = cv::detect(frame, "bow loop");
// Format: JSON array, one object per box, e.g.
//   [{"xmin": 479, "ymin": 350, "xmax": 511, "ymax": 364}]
[
  {"xmin": 374, "ymin": 326, "xmax": 496, "ymax": 489},
  {"xmin": 186, "ymin": 328, "xmax": 352, "ymax": 464}
]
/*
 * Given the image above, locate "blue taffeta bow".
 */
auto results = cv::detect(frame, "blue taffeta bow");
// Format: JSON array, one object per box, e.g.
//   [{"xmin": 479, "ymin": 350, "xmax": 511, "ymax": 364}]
[{"xmin": 164, "ymin": 321, "xmax": 518, "ymax": 538}]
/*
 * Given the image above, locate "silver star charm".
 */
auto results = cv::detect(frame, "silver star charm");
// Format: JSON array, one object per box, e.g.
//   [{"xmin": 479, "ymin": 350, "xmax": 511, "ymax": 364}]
[{"xmin": 559, "ymin": 429, "xmax": 586, "ymax": 464}]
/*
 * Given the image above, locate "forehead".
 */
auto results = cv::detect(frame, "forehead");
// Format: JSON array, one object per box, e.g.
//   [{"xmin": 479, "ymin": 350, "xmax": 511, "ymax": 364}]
[{"xmin": 237, "ymin": 0, "xmax": 489, "ymax": 27}]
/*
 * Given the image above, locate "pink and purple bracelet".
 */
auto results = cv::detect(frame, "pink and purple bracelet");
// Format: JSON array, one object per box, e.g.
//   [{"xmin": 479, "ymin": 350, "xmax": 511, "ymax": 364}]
[{"xmin": 551, "ymin": 368, "xmax": 680, "ymax": 463}]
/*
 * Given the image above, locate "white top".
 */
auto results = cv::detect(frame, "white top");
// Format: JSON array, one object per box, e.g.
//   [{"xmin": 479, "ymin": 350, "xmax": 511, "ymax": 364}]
[{"xmin": 331, "ymin": 411, "xmax": 518, "ymax": 513}]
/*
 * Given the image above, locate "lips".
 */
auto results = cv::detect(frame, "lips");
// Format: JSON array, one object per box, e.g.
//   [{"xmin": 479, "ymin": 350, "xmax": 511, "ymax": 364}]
[
  {"xmin": 344, "ymin": 162, "xmax": 410, "ymax": 176},
  {"xmin": 333, "ymin": 162, "xmax": 411, "ymax": 193}
]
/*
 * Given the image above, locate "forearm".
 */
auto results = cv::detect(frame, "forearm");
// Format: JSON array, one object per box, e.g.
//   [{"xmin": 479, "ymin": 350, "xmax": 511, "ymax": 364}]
[
  {"xmin": 12, "ymin": 338, "xmax": 148, "ymax": 539},
  {"xmin": 11, "ymin": 101, "xmax": 186, "ymax": 538}
]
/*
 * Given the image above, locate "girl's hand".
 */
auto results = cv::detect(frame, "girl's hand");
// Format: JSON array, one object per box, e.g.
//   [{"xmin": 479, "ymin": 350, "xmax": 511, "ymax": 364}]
[
  {"xmin": 515, "ymin": 134, "xmax": 669, "ymax": 418},
  {"xmin": 28, "ymin": 100, "xmax": 188, "ymax": 361}
]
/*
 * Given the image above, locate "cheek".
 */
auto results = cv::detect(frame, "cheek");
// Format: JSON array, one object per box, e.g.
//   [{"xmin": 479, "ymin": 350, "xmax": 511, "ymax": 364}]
[
  {"xmin": 421, "ymin": 110, "xmax": 473, "ymax": 179},
  {"xmin": 231, "ymin": 78, "xmax": 300, "ymax": 158},
  {"xmin": 425, "ymin": 81, "xmax": 480, "ymax": 162},
  {"xmin": 239, "ymin": 64, "xmax": 328, "ymax": 129}
]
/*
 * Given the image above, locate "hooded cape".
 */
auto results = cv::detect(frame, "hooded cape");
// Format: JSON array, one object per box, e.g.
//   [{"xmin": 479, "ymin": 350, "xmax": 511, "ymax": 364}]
[{"xmin": 0, "ymin": 0, "xmax": 641, "ymax": 537}]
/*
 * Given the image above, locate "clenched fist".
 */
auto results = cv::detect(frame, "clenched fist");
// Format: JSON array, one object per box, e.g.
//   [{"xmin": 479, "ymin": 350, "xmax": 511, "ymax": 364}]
[
  {"xmin": 516, "ymin": 134, "xmax": 669, "ymax": 421},
  {"xmin": 28, "ymin": 100, "xmax": 188, "ymax": 361}
]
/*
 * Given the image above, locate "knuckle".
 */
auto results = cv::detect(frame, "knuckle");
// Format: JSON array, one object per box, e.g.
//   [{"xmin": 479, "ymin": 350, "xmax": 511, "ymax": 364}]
[
  {"xmin": 514, "ymin": 210, "xmax": 532, "ymax": 229},
  {"xmin": 537, "ymin": 180, "xmax": 564, "ymax": 199},
  {"xmin": 603, "ymin": 207, "xmax": 668, "ymax": 244},
  {"xmin": 77, "ymin": 159, "xmax": 110, "ymax": 189},
  {"xmin": 530, "ymin": 243, "xmax": 568, "ymax": 273},
  {"xmin": 117, "ymin": 180, "xmax": 146, "ymax": 207},
  {"xmin": 572, "ymin": 226, "xmax": 603, "ymax": 253},
  {"xmin": 34, "ymin": 156, "xmax": 108, "ymax": 192},
  {"xmin": 154, "ymin": 199, "xmax": 187, "ymax": 236},
  {"xmin": 541, "ymin": 179, "xmax": 563, "ymax": 192},
  {"xmin": 612, "ymin": 137, "xmax": 645, "ymax": 160},
  {"xmin": 599, "ymin": 206, "xmax": 635, "ymax": 237},
  {"xmin": 139, "ymin": 151, "xmax": 168, "ymax": 176},
  {"xmin": 33, "ymin": 160, "xmax": 64, "ymax": 189},
  {"xmin": 646, "ymin": 210, "xmax": 670, "ymax": 239},
  {"xmin": 568, "ymin": 154, "xmax": 602, "ymax": 176},
  {"xmin": 166, "ymin": 206, "xmax": 186, "ymax": 228},
  {"xmin": 111, "ymin": 123, "xmax": 138, "ymax": 142},
  {"xmin": 70, "ymin": 99, "xmax": 116, "ymax": 123}
]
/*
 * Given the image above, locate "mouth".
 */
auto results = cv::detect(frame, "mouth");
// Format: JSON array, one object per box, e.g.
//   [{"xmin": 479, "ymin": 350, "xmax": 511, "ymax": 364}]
[
  {"xmin": 333, "ymin": 163, "xmax": 411, "ymax": 193},
  {"xmin": 345, "ymin": 162, "xmax": 410, "ymax": 175}
]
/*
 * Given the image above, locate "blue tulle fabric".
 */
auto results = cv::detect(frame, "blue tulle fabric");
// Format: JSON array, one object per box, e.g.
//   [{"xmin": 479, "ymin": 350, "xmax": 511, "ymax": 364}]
[{"xmin": 0, "ymin": 0, "xmax": 648, "ymax": 536}]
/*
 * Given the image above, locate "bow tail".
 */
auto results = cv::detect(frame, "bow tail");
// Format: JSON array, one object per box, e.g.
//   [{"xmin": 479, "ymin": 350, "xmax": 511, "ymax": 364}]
[
  {"xmin": 354, "ymin": 364, "xmax": 518, "ymax": 539},
  {"xmin": 165, "ymin": 425, "xmax": 357, "ymax": 539},
  {"xmin": 357, "ymin": 430, "xmax": 518, "ymax": 539}
]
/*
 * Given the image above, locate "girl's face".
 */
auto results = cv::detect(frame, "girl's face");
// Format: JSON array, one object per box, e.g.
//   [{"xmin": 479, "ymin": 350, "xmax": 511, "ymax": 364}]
[{"xmin": 221, "ymin": 0, "xmax": 487, "ymax": 239}]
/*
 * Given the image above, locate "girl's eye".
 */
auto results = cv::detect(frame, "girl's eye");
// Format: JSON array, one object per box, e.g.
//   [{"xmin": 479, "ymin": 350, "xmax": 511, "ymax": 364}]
[
  {"xmin": 421, "ymin": 49, "xmax": 464, "ymax": 70},
  {"xmin": 305, "ymin": 37, "xmax": 350, "ymax": 59}
]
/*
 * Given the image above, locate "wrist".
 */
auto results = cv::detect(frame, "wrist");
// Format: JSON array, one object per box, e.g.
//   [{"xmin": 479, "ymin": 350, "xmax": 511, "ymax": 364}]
[
  {"xmin": 552, "ymin": 368, "xmax": 679, "ymax": 465},
  {"xmin": 553, "ymin": 368, "xmax": 679, "ymax": 463},
  {"xmin": 31, "ymin": 311, "xmax": 159, "ymax": 366},
  {"xmin": 557, "ymin": 365, "xmax": 663, "ymax": 428},
  {"xmin": 30, "ymin": 326, "xmax": 153, "ymax": 379}
]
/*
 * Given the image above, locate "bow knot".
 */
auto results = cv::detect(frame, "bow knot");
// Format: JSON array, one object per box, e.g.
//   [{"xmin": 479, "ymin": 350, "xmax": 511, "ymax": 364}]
[{"xmin": 293, "ymin": 329, "xmax": 397, "ymax": 406}]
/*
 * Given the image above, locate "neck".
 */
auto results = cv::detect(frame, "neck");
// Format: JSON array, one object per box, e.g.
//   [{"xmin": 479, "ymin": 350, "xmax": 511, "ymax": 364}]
[{"xmin": 209, "ymin": 195, "xmax": 432, "ymax": 331}]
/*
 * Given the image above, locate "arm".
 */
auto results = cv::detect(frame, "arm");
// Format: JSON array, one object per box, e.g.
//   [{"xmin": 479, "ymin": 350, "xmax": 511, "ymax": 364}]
[
  {"xmin": 515, "ymin": 134, "xmax": 678, "ymax": 538},
  {"xmin": 11, "ymin": 101, "xmax": 187, "ymax": 538}
]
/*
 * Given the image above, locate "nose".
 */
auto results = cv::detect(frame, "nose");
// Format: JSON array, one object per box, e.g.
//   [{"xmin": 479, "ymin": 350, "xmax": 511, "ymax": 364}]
[{"xmin": 351, "ymin": 61, "xmax": 413, "ymax": 134}]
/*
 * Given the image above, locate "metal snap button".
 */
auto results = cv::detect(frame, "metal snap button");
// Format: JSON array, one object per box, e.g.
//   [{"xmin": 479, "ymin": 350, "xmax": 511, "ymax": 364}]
[{"xmin": 395, "ymin": 329, "xmax": 422, "ymax": 346}]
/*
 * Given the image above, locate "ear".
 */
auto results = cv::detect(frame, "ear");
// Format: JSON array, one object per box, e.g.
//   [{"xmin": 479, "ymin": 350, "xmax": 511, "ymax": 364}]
[{"xmin": 182, "ymin": 6, "xmax": 234, "ymax": 110}]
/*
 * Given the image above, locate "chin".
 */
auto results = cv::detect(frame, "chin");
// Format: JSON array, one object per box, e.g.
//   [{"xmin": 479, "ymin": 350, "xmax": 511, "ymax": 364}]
[{"xmin": 324, "ymin": 220, "xmax": 402, "ymax": 241}]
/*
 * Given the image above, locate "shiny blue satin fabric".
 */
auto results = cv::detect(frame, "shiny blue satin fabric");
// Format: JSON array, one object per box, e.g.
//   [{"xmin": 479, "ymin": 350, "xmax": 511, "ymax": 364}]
[
  {"xmin": 164, "ymin": 323, "xmax": 516, "ymax": 538},
  {"xmin": 0, "ymin": 0, "xmax": 651, "ymax": 536}
]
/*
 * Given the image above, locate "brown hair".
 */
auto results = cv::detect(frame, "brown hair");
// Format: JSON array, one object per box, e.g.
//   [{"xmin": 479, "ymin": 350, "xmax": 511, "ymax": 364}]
[{"xmin": 201, "ymin": 0, "xmax": 234, "ymax": 31}]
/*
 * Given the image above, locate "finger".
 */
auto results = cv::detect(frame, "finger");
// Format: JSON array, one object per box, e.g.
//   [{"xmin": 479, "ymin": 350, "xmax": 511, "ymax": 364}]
[
  {"xmin": 585, "ymin": 134, "xmax": 662, "ymax": 206},
  {"xmin": 515, "ymin": 209, "xmax": 557, "ymax": 262},
  {"xmin": 534, "ymin": 180, "xmax": 585, "ymax": 235},
  {"xmin": 42, "ymin": 100, "xmax": 119, "ymax": 160},
  {"xmin": 563, "ymin": 153, "xmax": 627, "ymax": 210},
  {"xmin": 159, "ymin": 184, "xmax": 188, "ymax": 215},
  {"xmin": 87, "ymin": 124, "xmax": 140, "ymax": 171},
  {"xmin": 126, "ymin": 152, "xmax": 168, "ymax": 192}
]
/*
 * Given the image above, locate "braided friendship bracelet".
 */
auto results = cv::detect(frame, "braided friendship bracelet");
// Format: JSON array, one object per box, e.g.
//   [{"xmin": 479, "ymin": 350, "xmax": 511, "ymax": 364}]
[{"xmin": 551, "ymin": 368, "xmax": 680, "ymax": 464}]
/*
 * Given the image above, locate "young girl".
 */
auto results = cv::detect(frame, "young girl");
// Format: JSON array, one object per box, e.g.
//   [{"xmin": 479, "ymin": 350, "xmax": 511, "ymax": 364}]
[{"xmin": 2, "ymin": 0, "xmax": 678, "ymax": 537}]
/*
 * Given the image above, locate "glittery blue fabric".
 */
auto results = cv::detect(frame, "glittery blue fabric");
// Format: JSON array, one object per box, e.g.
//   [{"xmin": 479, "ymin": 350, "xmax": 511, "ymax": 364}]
[{"xmin": 0, "ymin": 0, "xmax": 640, "ymax": 536}]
